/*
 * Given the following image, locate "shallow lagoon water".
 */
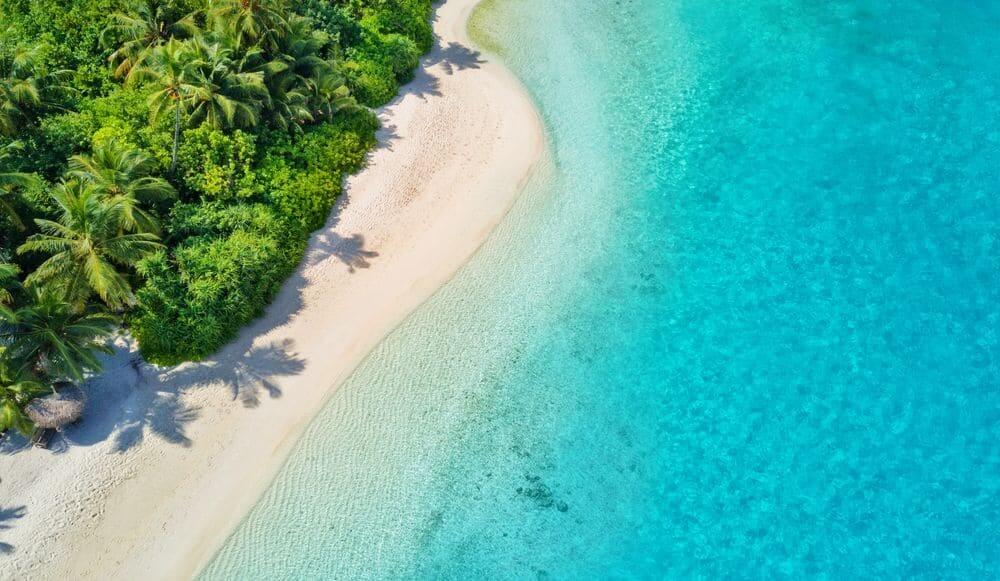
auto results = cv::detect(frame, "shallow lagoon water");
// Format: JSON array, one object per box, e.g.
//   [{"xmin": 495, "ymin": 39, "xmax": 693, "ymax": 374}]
[{"xmin": 203, "ymin": 0, "xmax": 1000, "ymax": 577}]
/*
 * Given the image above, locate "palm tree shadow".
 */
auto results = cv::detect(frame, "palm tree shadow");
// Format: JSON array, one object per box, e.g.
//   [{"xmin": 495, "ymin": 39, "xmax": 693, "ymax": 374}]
[
  {"xmin": 45, "ymin": 334, "xmax": 305, "ymax": 454},
  {"xmin": 105, "ymin": 337, "xmax": 305, "ymax": 452},
  {"xmin": 432, "ymin": 42, "xmax": 485, "ymax": 75},
  {"xmin": 306, "ymin": 231, "xmax": 379, "ymax": 272},
  {"xmin": 0, "ymin": 505, "xmax": 26, "ymax": 554},
  {"xmin": 156, "ymin": 338, "xmax": 305, "ymax": 409},
  {"xmin": 376, "ymin": 122, "xmax": 402, "ymax": 152},
  {"xmin": 401, "ymin": 68, "xmax": 443, "ymax": 101},
  {"xmin": 110, "ymin": 388, "xmax": 201, "ymax": 452}
]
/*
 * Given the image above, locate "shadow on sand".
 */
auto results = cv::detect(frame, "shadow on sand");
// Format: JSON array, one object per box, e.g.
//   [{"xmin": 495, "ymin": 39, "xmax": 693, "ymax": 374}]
[
  {"xmin": 379, "ymin": 4, "xmax": 485, "ymax": 105},
  {"xmin": 0, "ymin": 505, "xmax": 26, "ymax": 554}
]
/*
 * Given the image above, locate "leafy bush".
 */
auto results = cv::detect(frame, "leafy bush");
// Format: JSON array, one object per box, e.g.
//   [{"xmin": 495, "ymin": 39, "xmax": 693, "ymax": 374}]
[
  {"xmin": 363, "ymin": 0, "xmax": 434, "ymax": 52},
  {"xmin": 132, "ymin": 219, "xmax": 304, "ymax": 365},
  {"xmin": 264, "ymin": 164, "xmax": 341, "ymax": 233},
  {"xmin": 273, "ymin": 111, "xmax": 378, "ymax": 173},
  {"xmin": 26, "ymin": 88, "xmax": 153, "ymax": 177},
  {"xmin": 176, "ymin": 126, "xmax": 259, "ymax": 202},
  {"xmin": 381, "ymin": 33, "xmax": 420, "ymax": 83},
  {"xmin": 342, "ymin": 57, "xmax": 398, "ymax": 106},
  {"xmin": 30, "ymin": 113, "xmax": 97, "ymax": 177},
  {"xmin": 334, "ymin": 0, "xmax": 428, "ymax": 107},
  {"xmin": 260, "ymin": 111, "xmax": 376, "ymax": 230},
  {"xmin": 294, "ymin": 0, "xmax": 363, "ymax": 49},
  {"xmin": 0, "ymin": 0, "xmax": 124, "ymax": 69},
  {"xmin": 168, "ymin": 201, "xmax": 290, "ymax": 240}
]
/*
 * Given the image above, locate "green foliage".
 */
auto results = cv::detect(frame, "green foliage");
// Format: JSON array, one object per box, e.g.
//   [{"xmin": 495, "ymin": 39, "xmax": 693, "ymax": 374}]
[
  {"xmin": 329, "ymin": 0, "xmax": 433, "ymax": 52},
  {"xmin": 0, "ymin": 141, "xmax": 42, "ymax": 231},
  {"xmin": 339, "ymin": 8, "xmax": 425, "ymax": 106},
  {"xmin": 0, "ymin": 0, "xmax": 432, "ymax": 402},
  {"xmin": 294, "ymin": 0, "xmax": 363, "ymax": 50},
  {"xmin": 342, "ymin": 58, "xmax": 397, "ymax": 106},
  {"xmin": 263, "ymin": 164, "xmax": 340, "ymax": 232},
  {"xmin": 0, "ymin": 287, "xmax": 117, "ymax": 382},
  {"xmin": 28, "ymin": 87, "xmax": 153, "ymax": 177},
  {"xmin": 18, "ymin": 180, "xmax": 163, "ymax": 310},
  {"xmin": 0, "ymin": 261, "xmax": 20, "ymax": 305},
  {"xmin": 70, "ymin": 141, "xmax": 174, "ymax": 202},
  {"xmin": 176, "ymin": 125, "xmax": 259, "ymax": 201},
  {"xmin": 102, "ymin": 0, "xmax": 200, "ymax": 80},
  {"xmin": 0, "ymin": 361, "xmax": 46, "ymax": 436},
  {"xmin": 167, "ymin": 201, "xmax": 289, "ymax": 239},
  {"xmin": 260, "ymin": 111, "xmax": 374, "ymax": 230},
  {"xmin": 380, "ymin": 33, "xmax": 421, "ymax": 83},
  {"xmin": 265, "ymin": 110, "xmax": 377, "ymax": 172},
  {"xmin": 0, "ymin": 44, "xmax": 75, "ymax": 139},
  {"xmin": 360, "ymin": 0, "xmax": 433, "ymax": 52},
  {"xmin": 132, "ymin": 213, "xmax": 303, "ymax": 365},
  {"xmin": 0, "ymin": 0, "xmax": 125, "ymax": 70}
]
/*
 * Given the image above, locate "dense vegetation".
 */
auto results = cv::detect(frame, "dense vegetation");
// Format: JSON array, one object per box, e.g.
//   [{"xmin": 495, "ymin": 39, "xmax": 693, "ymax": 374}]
[{"xmin": 0, "ymin": 0, "xmax": 432, "ymax": 435}]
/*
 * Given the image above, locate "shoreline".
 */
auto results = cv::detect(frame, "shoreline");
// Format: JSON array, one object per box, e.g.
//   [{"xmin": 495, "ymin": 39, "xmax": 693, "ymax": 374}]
[{"xmin": 0, "ymin": 0, "xmax": 544, "ymax": 577}]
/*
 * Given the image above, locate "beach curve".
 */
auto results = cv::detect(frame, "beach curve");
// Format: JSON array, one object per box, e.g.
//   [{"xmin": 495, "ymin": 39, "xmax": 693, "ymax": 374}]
[{"xmin": 0, "ymin": 0, "xmax": 543, "ymax": 577}]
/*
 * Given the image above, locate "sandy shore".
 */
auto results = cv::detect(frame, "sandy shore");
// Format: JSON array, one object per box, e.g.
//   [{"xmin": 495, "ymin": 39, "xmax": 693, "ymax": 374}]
[{"xmin": 0, "ymin": 0, "xmax": 542, "ymax": 577}]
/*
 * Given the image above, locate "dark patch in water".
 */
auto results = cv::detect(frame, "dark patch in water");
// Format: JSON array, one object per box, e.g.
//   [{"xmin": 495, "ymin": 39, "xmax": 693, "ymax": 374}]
[{"xmin": 516, "ymin": 474, "xmax": 569, "ymax": 512}]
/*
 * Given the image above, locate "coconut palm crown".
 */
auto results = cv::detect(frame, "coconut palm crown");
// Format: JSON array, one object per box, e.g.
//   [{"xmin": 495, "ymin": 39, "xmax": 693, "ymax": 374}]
[{"xmin": 17, "ymin": 181, "xmax": 163, "ymax": 310}]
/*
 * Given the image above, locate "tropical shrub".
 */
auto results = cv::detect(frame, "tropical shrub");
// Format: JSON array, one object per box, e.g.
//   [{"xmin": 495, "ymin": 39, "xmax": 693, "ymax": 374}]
[
  {"xmin": 264, "ymin": 165, "xmax": 340, "ymax": 233},
  {"xmin": 176, "ymin": 126, "xmax": 259, "ymax": 202},
  {"xmin": 167, "ymin": 201, "xmax": 288, "ymax": 239},
  {"xmin": 294, "ymin": 0, "xmax": 363, "ymax": 49},
  {"xmin": 261, "ymin": 111, "xmax": 376, "ymax": 230},
  {"xmin": 0, "ymin": 362, "xmax": 46, "ymax": 435},
  {"xmin": 342, "ymin": 58, "xmax": 398, "ymax": 106},
  {"xmin": 381, "ymin": 33, "xmax": 421, "ymax": 83},
  {"xmin": 132, "ymin": 225, "xmax": 303, "ymax": 365},
  {"xmin": 367, "ymin": 0, "xmax": 434, "ymax": 52}
]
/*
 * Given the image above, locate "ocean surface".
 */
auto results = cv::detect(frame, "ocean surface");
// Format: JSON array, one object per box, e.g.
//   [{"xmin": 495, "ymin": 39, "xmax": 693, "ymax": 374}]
[{"xmin": 202, "ymin": 0, "xmax": 1000, "ymax": 577}]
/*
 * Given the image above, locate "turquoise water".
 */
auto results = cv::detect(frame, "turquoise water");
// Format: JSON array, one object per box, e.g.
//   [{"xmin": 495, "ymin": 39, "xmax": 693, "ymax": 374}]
[{"xmin": 203, "ymin": 0, "xmax": 1000, "ymax": 577}]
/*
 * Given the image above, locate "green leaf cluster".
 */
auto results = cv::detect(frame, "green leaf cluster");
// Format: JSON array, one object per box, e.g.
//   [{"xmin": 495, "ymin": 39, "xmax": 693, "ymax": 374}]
[
  {"xmin": 177, "ymin": 126, "xmax": 259, "ymax": 201},
  {"xmin": 131, "ymin": 206, "xmax": 302, "ymax": 364}
]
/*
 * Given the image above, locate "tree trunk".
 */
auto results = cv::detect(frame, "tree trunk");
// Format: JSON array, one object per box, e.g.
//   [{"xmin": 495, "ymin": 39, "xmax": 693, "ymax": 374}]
[{"xmin": 171, "ymin": 103, "xmax": 181, "ymax": 173}]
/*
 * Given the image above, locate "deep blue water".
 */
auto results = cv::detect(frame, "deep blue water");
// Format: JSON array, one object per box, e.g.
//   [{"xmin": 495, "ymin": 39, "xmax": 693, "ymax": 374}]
[{"xmin": 204, "ymin": 0, "xmax": 1000, "ymax": 577}]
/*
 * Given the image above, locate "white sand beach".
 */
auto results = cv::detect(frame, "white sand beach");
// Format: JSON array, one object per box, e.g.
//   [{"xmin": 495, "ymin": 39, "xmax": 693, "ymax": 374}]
[{"xmin": 0, "ymin": 0, "xmax": 543, "ymax": 577}]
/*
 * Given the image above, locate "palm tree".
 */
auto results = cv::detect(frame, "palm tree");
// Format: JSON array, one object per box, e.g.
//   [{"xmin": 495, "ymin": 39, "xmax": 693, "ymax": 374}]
[
  {"xmin": 255, "ymin": 15, "xmax": 326, "ymax": 129},
  {"xmin": 0, "ymin": 141, "xmax": 40, "ymax": 231},
  {"xmin": 0, "ymin": 47, "xmax": 70, "ymax": 136},
  {"xmin": 0, "ymin": 288, "xmax": 117, "ymax": 383},
  {"xmin": 184, "ymin": 39, "xmax": 269, "ymax": 129},
  {"xmin": 0, "ymin": 49, "xmax": 43, "ymax": 137},
  {"xmin": 68, "ymin": 141, "xmax": 174, "ymax": 233},
  {"xmin": 306, "ymin": 65, "xmax": 357, "ymax": 122},
  {"xmin": 102, "ymin": 0, "xmax": 200, "ymax": 80},
  {"xmin": 129, "ymin": 38, "xmax": 195, "ymax": 172},
  {"xmin": 0, "ymin": 77, "xmax": 39, "ymax": 137},
  {"xmin": 0, "ymin": 362, "xmax": 45, "ymax": 436},
  {"xmin": 0, "ymin": 263, "xmax": 19, "ymax": 306},
  {"xmin": 210, "ymin": 0, "xmax": 287, "ymax": 54},
  {"xmin": 245, "ymin": 14, "xmax": 356, "ymax": 130},
  {"xmin": 18, "ymin": 181, "xmax": 163, "ymax": 310}
]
